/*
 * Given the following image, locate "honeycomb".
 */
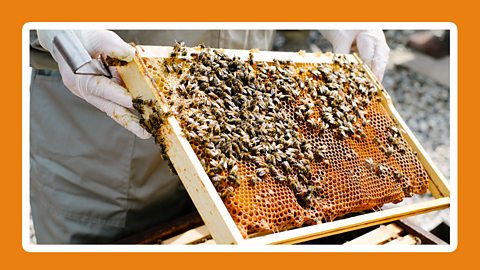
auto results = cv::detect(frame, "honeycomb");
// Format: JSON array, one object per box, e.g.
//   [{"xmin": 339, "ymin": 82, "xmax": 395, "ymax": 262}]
[{"xmin": 134, "ymin": 45, "xmax": 430, "ymax": 238}]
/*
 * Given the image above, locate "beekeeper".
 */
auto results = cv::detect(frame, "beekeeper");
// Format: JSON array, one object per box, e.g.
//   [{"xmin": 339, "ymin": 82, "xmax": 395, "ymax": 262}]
[{"xmin": 30, "ymin": 29, "xmax": 390, "ymax": 243}]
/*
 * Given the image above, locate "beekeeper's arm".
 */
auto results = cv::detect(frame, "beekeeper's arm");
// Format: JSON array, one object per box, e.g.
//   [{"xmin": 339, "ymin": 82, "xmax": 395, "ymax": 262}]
[
  {"xmin": 320, "ymin": 30, "xmax": 390, "ymax": 81},
  {"xmin": 37, "ymin": 30, "xmax": 151, "ymax": 139}
]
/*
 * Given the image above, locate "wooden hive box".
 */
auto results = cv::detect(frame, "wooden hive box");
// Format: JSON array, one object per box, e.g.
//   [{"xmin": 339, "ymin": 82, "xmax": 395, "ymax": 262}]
[{"xmin": 117, "ymin": 45, "xmax": 450, "ymax": 244}]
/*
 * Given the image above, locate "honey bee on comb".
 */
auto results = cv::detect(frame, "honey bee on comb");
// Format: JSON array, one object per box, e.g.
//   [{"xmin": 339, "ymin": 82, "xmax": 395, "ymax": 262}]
[{"xmin": 135, "ymin": 43, "xmax": 430, "ymax": 238}]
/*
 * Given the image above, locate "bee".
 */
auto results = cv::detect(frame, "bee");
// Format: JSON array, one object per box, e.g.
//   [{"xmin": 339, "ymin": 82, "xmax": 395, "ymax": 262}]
[
  {"xmin": 281, "ymin": 161, "xmax": 292, "ymax": 173},
  {"xmin": 365, "ymin": 158, "xmax": 374, "ymax": 171},
  {"xmin": 228, "ymin": 174, "xmax": 240, "ymax": 185},
  {"xmin": 393, "ymin": 171, "xmax": 403, "ymax": 182},
  {"xmin": 387, "ymin": 135, "xmax": 396, "ymax": 144},
  {"xmin": 376, "ymin": 164, "xmax": 387, "ymax": 176},
  {"xmin": 274, "ymin": 174, "xmax": 286, "ymax": 182},
  {"xmin": 250, "ymin": 176, "xmax": 259, "ymax": 185},
  {"xmin": 211, "ymin": 175, "xmax": 223, "ymax": 182},
  {"xmin": 358, "ymin": 129, "xmax": 367, "ymax": 138},
  {"xmin": 256, "ymin": 168, "xmax": 268, "ymax": 178},
  {"xmin": 311, "ymin": 69, "xmax": 321, "ymax": 78},
  {"xmin": 299, "ymin": 81, "xmax": 305, "ymax": 89},
  {"xmin": 164, "ymin": 63, "xmax": 173, "ymax": 73},
  {"xmin": 386, "ymin": 146, "xmax": 394, "ymax": 158},
  {"xmin": 390, "ymin": 126, "xmax": 399, "ymax": 134},
  {"xmin": 225, "ymin": 186, "xmax": 235, "ymax": 195},
  {"xmin": 335, "ymin": 111, "xmax": 344, "ymax": 119},
  {"xmin": 347, "ymin": 114, "xmax": 356, "ymax": 123},
  {"xmin": 167, "ymin": 162, "xmax": 177, "ymax": 174},
  {"xmin": 231, "ymin": 164, "xmax": 239, "ymax": 174}
]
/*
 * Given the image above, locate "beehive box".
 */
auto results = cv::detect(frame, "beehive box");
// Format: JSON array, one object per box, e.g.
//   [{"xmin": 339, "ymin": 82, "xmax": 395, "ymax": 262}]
[{"xmin": 117, "ymin": 44, "xmax": 450, "ymax": 244}]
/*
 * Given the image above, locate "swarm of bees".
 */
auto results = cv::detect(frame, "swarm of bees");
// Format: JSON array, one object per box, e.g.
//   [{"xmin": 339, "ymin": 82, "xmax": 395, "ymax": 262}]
[
  {"xmin": 131, "ymin": 42, "xmax": 429, "ymax": 236},
  {"xmin": 132, "ymin": 97, "xmax": 176, "ymax": 173},
  {"xmin": 132, "ymin": 42, "xmax": 409, "ymax": 204}
]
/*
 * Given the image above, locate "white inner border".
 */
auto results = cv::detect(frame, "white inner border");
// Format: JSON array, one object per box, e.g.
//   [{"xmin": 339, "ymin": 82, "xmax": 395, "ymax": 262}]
[{"xmin": 22, "ymin": 22, "xmax": 458, "ymax": 252}]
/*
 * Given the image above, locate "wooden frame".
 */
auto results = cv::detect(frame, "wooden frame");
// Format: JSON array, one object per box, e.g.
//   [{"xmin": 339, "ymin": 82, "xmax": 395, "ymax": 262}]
[{"xmin": 117, "ymin": 45, "xmax": 450, "ymax": 244}]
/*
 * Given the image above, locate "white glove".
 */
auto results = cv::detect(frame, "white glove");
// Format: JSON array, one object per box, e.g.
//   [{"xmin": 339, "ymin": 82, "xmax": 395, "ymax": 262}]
[
  {"xmin": 37, "ymin": 30, "xmax": 151, "ymax": 139},
  {"xmin": 320, "ymin": 30, "xmax": 390, "ymax": 81}
]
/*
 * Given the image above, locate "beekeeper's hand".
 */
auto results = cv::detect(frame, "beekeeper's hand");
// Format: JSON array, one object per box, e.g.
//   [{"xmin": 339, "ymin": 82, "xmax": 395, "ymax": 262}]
[
  {"xmin": 320, "ymin": 30, "xmax": 390, "ymax": 81},
  {"xmin": 37, "ymin": 30, "xmax": 151, "ymax": 139}
]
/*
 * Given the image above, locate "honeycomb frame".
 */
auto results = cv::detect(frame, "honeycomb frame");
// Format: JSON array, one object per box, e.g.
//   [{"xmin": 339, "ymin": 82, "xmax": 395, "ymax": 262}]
[{"xmin": 117, "ymin": 45, "xmax": 450, "ymax": 244}]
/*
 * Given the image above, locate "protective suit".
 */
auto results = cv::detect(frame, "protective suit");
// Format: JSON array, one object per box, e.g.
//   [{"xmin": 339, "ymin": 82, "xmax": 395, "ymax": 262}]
[{"xmin": 30, "ymin": 30, "xmax": 275, "ymax": 243}]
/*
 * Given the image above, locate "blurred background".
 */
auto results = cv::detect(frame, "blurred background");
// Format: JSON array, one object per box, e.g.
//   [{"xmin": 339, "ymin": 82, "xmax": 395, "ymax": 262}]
[{"xmin": 273, "ymin": 30, "xmax": 450, "ymax": 243}]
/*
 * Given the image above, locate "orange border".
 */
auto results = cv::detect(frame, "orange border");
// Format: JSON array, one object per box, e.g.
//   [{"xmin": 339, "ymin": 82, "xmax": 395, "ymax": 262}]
[{"xmin": 5, "ymin": 0, "xmax": 470, "ymax": 268}]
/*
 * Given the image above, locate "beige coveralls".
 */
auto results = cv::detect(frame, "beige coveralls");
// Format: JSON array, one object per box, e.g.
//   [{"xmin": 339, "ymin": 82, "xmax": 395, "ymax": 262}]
[{"xmin": 30, "ymin": 30, "xmax": 275, "ymax": 243}]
